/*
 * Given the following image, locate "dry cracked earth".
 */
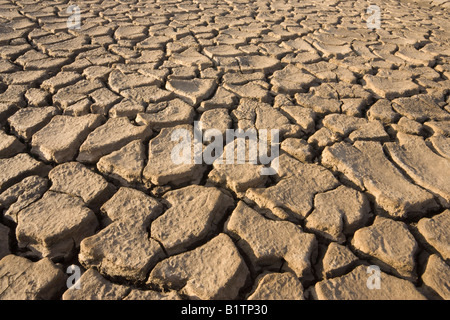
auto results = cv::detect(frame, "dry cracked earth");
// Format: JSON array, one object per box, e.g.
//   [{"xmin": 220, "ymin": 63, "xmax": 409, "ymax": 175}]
[{"xmin": 0, "ymin": 0, "xmax": 449, "ymax": 301}]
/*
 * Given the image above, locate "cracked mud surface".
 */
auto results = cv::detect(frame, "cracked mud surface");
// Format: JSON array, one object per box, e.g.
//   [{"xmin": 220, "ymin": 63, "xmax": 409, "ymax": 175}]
[{"xmin": 0, "ymin": 0, "xmax": 449, "ymax": 300}]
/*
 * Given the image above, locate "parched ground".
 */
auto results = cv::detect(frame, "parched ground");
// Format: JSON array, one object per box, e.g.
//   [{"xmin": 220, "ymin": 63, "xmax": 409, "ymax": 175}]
[{"xmin": 0, "ymin": 0, "xmax": 449, "ymax": 300}]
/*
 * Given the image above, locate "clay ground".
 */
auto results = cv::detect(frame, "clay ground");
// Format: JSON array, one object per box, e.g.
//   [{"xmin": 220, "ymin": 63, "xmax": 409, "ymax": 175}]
[{"xmin": 0, "ymin": 0, "xmax": 449, "ymax": 300}]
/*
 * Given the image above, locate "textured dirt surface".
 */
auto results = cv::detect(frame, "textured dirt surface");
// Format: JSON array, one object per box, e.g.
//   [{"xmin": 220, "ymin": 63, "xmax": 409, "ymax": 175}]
[{"xmin": 0, "ymin": 0, "xmax": 449, "ymax": 300}]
